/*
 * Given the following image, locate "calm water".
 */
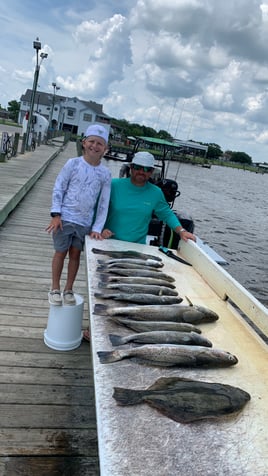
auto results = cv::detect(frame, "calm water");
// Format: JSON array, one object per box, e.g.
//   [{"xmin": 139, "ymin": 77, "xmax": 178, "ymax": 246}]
[{"xmin": 106, "ymin": 159, "xmax": 268, "ymax": 308}]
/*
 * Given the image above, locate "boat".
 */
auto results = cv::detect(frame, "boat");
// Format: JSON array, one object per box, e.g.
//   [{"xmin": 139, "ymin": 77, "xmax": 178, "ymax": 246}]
[
  {"xmin": 84, "ymin": 237, "xmax": 268, "ymax": 476},
  {"xmin": 84, "ymin": 135, "xmax": 267, "ymax": 474}
]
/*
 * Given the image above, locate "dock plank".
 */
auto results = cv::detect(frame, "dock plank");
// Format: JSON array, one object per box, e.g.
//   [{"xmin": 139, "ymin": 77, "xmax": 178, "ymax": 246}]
[{"xmin": 0, "ymin": 142, "xmax": 99, "ymax": 475}]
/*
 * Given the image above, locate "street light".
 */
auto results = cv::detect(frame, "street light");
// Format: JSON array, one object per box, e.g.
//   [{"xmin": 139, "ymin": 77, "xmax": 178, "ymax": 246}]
[
  {"xmin": 49, "ymin": 82, "xmax": 60, "ymax": 130},
  {"xmin": 25, "ymin": 38, "xmax": 48, "ymax": 150}
]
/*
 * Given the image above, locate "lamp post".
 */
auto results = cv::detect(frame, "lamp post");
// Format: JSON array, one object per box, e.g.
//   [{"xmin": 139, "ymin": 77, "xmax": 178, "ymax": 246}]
[
  {"xmin": 25, "ymin": 38, "xmax": 48, "ymax": 150},
  {"xmin": 49, "ymin": 82, "xmax": 60, "ymax": 130}
]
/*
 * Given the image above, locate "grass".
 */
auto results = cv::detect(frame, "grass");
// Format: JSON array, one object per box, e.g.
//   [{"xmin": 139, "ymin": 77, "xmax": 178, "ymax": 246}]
[{"xmin": 0, "ymin": 119, "xmax": 22, "ymax": 127}]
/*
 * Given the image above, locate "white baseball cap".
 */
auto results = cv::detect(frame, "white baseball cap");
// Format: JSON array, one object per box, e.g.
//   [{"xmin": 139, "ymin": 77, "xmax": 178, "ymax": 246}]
[
  {"xmin": 132, "ymin": 151, "xmax": 155, "ymax": 168},
  {"xmin": 84, "ymin": 124, "xmax": 109, "ymax": 143}
]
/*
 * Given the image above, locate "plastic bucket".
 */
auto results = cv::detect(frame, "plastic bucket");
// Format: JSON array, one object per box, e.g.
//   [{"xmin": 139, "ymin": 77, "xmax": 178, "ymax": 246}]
[{"xmin": 44, "ymin": 293, "xmax": 84, "ymax": 351}]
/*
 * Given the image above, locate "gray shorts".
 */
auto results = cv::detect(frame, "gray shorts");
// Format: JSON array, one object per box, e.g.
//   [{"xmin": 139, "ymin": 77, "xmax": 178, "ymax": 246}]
[{"xmin": 53, "ymin": 220, "xmax": 91, "ymax": 252}]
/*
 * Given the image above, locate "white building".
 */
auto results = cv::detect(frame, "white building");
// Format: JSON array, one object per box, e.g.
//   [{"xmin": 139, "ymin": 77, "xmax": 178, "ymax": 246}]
[{"xmin": 19, "ymin": 89, "xmax": 111, "ymax": 136}]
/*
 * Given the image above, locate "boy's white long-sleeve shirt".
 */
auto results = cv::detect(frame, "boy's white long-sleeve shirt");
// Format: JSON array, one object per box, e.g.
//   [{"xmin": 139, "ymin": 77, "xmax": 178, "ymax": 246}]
[{"xmin": 51, "ymin": 156, "xmax": 111, "ymax": 232}]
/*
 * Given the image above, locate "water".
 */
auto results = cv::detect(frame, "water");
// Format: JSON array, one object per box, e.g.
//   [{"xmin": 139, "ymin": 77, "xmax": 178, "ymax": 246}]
[{"xmin": 105, "ymin": 158, "xmax": 268, "ymax": 308}]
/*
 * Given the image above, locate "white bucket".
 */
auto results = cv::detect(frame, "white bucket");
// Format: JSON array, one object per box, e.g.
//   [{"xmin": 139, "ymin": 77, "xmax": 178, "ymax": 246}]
[{"xmin": 44, "ymin": 293, "xmax": 84, "ymax": 351}]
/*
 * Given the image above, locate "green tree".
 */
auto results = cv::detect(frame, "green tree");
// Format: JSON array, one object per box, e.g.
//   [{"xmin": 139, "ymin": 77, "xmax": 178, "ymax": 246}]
[
  {"xmin": 157, "ymin": 129, "xmax": 173, "ymax": 141},
  {"xmin": 231, "ymin": 151, "xmax": 252, "ymax": 165},
  {"xmin": 7, "ymin": 100, "xmax": 20, "ymax": 122},
  {"xmin": 206, "ymin": 143, "xmax": 223, "ymax": 159}
]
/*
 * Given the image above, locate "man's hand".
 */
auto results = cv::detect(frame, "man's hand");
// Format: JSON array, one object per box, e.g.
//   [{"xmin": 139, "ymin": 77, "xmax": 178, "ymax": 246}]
[{"xmin": 101, "ymin": 228, "xmax": 114, "ymax": 239}]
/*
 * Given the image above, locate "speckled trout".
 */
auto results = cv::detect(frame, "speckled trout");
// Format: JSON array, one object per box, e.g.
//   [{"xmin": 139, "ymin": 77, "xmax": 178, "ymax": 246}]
[
  {"xmin": 97, "ymin": 266, "xmax": 175, "ymax": 282},
  {"xmin": 97, "ymin": 344, "xmax": 238, "ymax": 367},
  {"xmin": 92, "ymin": 248, "xmax": 162, "ymax": 262},
  {"xmin": 94, "ymin": 292, "xmax": 183, "ymax": 305},
  {"xmin": 94, "ymin": 304, "xmax": 219, "ymax": 324},
  {"xmin": 99, "ymin": 274, "xmax": 176, "ymax": 289},
  {"xmin": 98, "ymin": 283, "xmax": 178, "ymax": 296},
  {"xmin": 97, "ymin": 258, "xmax": 164, "ymax": 268},
  {"xmin": 109, "ymin": 330, "xmax": 212, "ymax": 347},
  {"xmin": 110, "ymin": 317, "xmax": 202, "ymax": 334}
]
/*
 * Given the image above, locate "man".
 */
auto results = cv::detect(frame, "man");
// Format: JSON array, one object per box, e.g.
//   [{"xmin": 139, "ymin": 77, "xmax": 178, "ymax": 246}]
[
  {"xmin": 83, "ymin": 150, "xmax": 195, "ymax": 342},
  {"xmin": 102, "ymin": 151, "xmax": 196, "ymax": 243},
  {"xmin": 46, "ymin": 124, "xmax": 111, "ymax": 306}
]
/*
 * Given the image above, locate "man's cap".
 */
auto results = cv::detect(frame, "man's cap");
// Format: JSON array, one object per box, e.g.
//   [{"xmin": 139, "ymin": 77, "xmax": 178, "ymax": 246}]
[
  {"xmin": 132, "ymin": 151, "xmax": 155, "ymax": 168},
  {"xmin": 84, "ymin": 124, "xmax": 109, "ymax": 143}
]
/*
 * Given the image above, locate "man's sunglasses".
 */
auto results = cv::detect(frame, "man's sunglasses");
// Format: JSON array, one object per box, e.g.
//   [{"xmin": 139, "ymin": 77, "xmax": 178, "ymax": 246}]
[{"xmin": 131, "ymin": 164, "xmax": 153, "ymax": 173}]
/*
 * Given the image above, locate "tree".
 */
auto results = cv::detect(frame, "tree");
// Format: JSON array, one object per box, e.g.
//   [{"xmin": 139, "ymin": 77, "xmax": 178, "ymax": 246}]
[
  {"xmin": 206, "ymin": 143, "xmax": 223, "ymax": 159},
  {"xmin": 7, "ymin": 100, "xmax": 20, "ymax": 122},
  {"xmin": 231, "ymin": 151, "xmax": 252, "ymax": 165},
  {"xmin": 157, "ymin": 130, "xmax": 173, "ymax": 141}
]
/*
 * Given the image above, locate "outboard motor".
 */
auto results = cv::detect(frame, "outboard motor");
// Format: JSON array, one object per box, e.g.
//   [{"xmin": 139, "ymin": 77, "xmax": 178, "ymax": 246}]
[{"xmin": 154, "ymin": 178, "xmax": 181, "ymax": 207}]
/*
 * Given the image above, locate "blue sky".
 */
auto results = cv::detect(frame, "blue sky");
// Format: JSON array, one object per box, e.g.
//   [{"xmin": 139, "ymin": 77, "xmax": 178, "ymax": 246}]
[{"xmin": 1, "ymin": 0, "xmax": 268, "ymax": 162}]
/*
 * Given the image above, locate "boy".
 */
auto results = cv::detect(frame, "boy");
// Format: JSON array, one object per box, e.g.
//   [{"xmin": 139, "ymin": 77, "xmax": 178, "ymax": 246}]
[{"xmin": 46, "ymin": 124, "xmax": 111, "ymax": 305}]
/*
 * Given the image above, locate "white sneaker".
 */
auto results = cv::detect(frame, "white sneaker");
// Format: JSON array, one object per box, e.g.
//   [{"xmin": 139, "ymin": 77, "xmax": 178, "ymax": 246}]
[
  {"xmin": 48, "ymin": 290, "xmax": 62, "ymax": 306},
  {"xmin": 63, "ymin": 290, "xmax": 76, "ymax": 305}
]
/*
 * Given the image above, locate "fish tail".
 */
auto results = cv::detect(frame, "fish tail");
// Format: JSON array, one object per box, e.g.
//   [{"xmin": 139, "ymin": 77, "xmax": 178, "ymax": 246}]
[
  {"xmin": 97, "ymin": 259, "xmax": 106, "ymax": 265},
  {"xmin": 94, "ymin": 292, "xmax": 110, "ymax": 299},
  {"xmin": 113, "ymin": 387, "xmax": 143, "ymax": 405},
  {"xmin": 96, "ymin": 265, "xmax": 108, "ymax": 272},
  {"xmin": 91, "ymin": 248, "xmax": 103, "ymax": 255},
  {"xmin": 98, "ymin": 273, "xmax": 111, "ymax": 283},
  {"xmin": 109, "ymin": 334, "xmax": 126, "ymax": 346},
  {"xmin": 94, "ymin": 304, "xmax": 108, "ymax": 316},
  {"xmin": 97, "ymin": 350, "xmax": 122, "ymax": 363},
  {"xmin": 98, "ymin": 282, "xmax": 106, "ymax": 288}
]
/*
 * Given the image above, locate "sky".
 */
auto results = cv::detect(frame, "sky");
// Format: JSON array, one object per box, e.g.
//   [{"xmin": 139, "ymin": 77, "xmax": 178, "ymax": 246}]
[{"xmin": 1, "ymin": 0, "xmax": 268, "ymax": 162}]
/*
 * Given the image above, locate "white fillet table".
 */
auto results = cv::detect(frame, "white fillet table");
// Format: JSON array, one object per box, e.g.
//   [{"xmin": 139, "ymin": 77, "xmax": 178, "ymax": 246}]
[{"xmin": 85, "ymin": 237, "xmax": 268, "ymax": 476}]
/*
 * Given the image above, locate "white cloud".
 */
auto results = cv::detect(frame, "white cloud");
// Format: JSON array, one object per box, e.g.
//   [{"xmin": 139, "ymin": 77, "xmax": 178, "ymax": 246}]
[{"xmin": 1, "ymin": 0, "xmax": 268, "ymax": 161}]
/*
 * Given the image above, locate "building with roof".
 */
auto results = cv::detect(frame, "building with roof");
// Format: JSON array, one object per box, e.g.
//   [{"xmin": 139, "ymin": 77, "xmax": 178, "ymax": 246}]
[{"xmin": 19, "ymin": 89, "xmax": 111, "ymax": 136}]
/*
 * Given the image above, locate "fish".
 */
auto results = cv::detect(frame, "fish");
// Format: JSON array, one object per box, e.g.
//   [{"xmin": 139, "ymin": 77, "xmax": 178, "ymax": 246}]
[
  {"xmin": 94, "ymin": 292, "xmax": 183, "ymax": 305},
  {"xmin": 99, "ymin": 274, "xmax": 176, "ymax": 289},
  {"xmin": 97, "ymin": 262, "xmax": 161, "ymax": 271},
  {"xmin": 98, "ymin": 283, "xmax": 179, "ymax": 296},
  {"xmin": 94, "ymin": 303, "xmax": 219, "ymax": 324},
  {"xmin": 96, "ymin": 266, "xmax": 175, "ymax": 282},
  {"xmin": 110, "ymin": 317, "xmax": 202, "ymax": 334},
  {"xmin": 97, "ymin": 344, "xmax": 238, "ymax": 367},
  {"xmin": 109, "ymin": 330, "xmax": 212, "ymax": 347},
  {"xmin": 92, "ymin": 247, "xmax": 163, "ymax": 262},
  {"xmin": 113, "ymin": 376, "xmax": 251, "ymax": 423},
  {"xmin": 97, "ymin": 258, "xmax": 164, "ymax": 268}
]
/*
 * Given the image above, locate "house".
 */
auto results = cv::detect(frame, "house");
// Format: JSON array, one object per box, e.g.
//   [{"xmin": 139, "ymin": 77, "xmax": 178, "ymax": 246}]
[{"xmin": 19, "ymin": 89, "xmax": 111, "ymax": 136}]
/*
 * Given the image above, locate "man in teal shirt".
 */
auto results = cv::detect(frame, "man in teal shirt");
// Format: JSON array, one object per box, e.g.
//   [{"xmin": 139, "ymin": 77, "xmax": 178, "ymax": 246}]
[{"xmin": 102, "ymin": 151, "xmax": 195, "ymax": 244}]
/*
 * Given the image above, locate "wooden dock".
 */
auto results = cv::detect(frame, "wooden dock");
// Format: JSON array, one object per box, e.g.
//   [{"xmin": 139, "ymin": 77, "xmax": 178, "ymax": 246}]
[{"xmin": 0, "ymin": 142, "xmax": 99, "ymax": 475}]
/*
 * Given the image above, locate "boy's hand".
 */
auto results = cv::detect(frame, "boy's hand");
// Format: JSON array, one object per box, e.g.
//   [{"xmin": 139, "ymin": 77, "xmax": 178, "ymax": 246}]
[{"xmin": 46, "ymin": 216, "xmax": 62, "ymax": 233}]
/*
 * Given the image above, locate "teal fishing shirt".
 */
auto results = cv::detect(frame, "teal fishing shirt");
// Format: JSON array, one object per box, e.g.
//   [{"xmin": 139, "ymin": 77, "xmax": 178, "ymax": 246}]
[{"xmin": 105, "ymin": 177, "xmax": 181, "ymax": 244}]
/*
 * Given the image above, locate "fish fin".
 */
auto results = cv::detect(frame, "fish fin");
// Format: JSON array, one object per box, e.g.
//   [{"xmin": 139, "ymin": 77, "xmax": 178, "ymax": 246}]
[
  {"xmin": 144, "ymin": 399, "xmax": 191, "ymax": 423},
  {"xmin": 113, "ymin": 387, "xmax": 143, "ymax": 405},
  {"xmin": 94, "ymin": 304, "xmax": 108, "ymax": 316},
  {"xmin": 109, "ymin": 317, "xmax": 135, "ymax": 331},
  {"xmin": 132, "ymin": 357, "xmax": 177, "ymax": 367},
  {"xmin": 97, "ymin": 350, "xmax": 118, "ymax": 363},
  {"xmin": 109, "ymin": 334, "xmax": 125, "ymax": 346},
  {"xmin": 98, "ymin": 273, "xmax": 111, "ymax": 283},
  {"xmin": 147, "ymin": 376, "xmax": 193, "ymax": 391},
  {"xmin": 185, "ymin": 296, "xmax": 193, "ymax": 306}
]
